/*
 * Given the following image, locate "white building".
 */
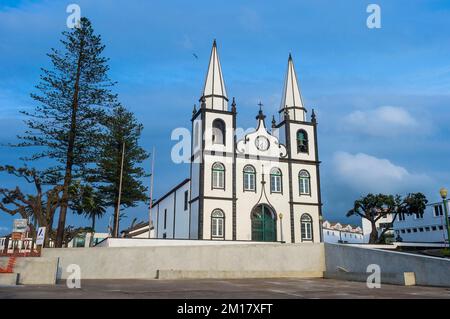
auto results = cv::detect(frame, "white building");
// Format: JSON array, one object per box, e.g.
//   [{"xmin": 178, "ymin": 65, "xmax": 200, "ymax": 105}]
[
  {"xmin": 121, "ymin": 221, "xmax": 155, "ymax": 239},
  {"xmin": 394, "ymin": 201, "xmax": 449, "ymax": 243},
  {"xmin": 361, "ymin": 200, "xmax": 449, "ymax": 244},
  {"xmin": 322, "ymin": 220, "xmax": 364, "ymax": 244},
  {"xmin": 68, "ymin": 232, "xmax": 109, "ymax": 248},
  {"xmin": 148, "ymin": 41, "xmax": 323, "ymax": 243}
]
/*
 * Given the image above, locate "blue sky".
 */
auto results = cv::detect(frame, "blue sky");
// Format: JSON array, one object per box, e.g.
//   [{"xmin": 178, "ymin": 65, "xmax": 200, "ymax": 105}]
[{"xmin": 0, "ymin": 0, "xmax": 449, "ymax": 236}]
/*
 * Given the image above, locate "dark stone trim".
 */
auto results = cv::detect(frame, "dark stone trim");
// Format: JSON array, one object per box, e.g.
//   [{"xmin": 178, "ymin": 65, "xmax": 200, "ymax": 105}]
[
  {"xmin": 192, "ymin": 108, "xmax": 234, "ymax": 121},
  {"xmin": 313, "ymin": 120, "xmax": 324, "ymax": 243},
  {"xmin": 173, "ymin": 190, "xmax": 177, "ymax": 238},
  {"xmin": 275, "ymin": 119, "xmax": 315, "ymax": 128},
  {"xmin": 278, "ymin": 106, "xmax": 307, "ymax": 114},
  {"xmin": 195, "ymin": 150, "xmax": 320, "ymax": 165},
  {"xmin": 198, "ymin": 110, "xmax": 206, "ymax": 239},
  {"xmin": 285, "ymin": 119, "xmax": 295, "ymax": 243},
  {"xmin": 232, "ymin": 108, "xmax": 237, "ymax": 240},
  {"xmin": 199, "ymin": 94, "xmax": 230, "ymax": 102},
  {"xmin": 190, "ymin": 196, "xmax": 200, "ymax": 204},
  {"xmin": 205, "ymin": 196, "xmax": 234, "ymax": 201},
  {"xmin": 290, "ymin": 202, "xmax": 322, "ymax": 206}
]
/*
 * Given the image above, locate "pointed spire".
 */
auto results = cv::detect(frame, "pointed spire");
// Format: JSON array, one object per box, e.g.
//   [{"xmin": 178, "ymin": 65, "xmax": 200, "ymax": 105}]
[
  {"xmin": 280, "ymin": 54, "xmax": 305, "ymax": 121},
  {"xmin": 311, "ymin": 108, "xmax": 317, "ymax": 123},
  {"xmin": 201, "ymin": 40, "xmax": 228, "ymax": 111},
  {"xmin": 231, "ymin": 97, "xmax": 237, "ymax": 113},
  {"xmin": 272, "ymin": 115, "xmax": 276, "ymax": 128},
  {"xmin": 192, "ymin": 104, "xmax": 197, "ymax": 116}
]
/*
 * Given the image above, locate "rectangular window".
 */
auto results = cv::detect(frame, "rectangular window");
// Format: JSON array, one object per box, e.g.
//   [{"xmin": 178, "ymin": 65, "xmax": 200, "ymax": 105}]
[
  {"xmin": 299, "ymin": 179, "xmax": 310, "ymax": 195},
  {"xmin": 407, "ymin": 229, "xmax": 411, "ymax": 233},
  {"xmin": 401, "ymin": 229, "xmax": 405, "ymax": 234},
  {"xmin": 162, "ymin": 233, "xmax": 167, "ymax": 239},
  {"xmin": 434, "ymin": 205, "xmax": 444, "ymax": 217},
  {"xmin": 398, "ymin": 213, "xmax": 405, "ymax": 221},
  {"xmin": 164, "ymin": 209, "xmax": 167, "ymax": 229},
  {"xmin": 184, "ymin": 190, "xmax": 189, "ymax": 211},
  {"xmin": 425, "ymin": 227, "xmax": 430, "ymax": 232},
  {"xmin": 212, "ymin": 218, "xmax": 224, "ymax": 238},
  {"xmin": 244, "ymin": 173, "xmax": 255, "ymax": 191},
  {"xmin": 413, "ymin": 228, "xmax": 418, "ymax": 233},
  {"xmin": 419, "ymin": 227, "xmax": 424, "ymax": 232},
  {"xmin": 213, "ymin": 170, "xmax": 225, "ymax": 189},
  {"xmin": 271, "ymin": 175, "xmax": 282, "ymax": 193},
  {"xmin": 301, "ymin": 223, "xmax": 312, "ymax": 240},
  {"xmin": 432, "ymin": 226, "xmax": 437, "ymax": 231},
  {"xmin": 439, "ymin": 225, "xmax": 444, "ymax": 230}
]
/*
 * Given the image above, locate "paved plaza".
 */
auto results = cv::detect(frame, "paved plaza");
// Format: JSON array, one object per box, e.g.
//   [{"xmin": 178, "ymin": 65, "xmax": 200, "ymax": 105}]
[{"xmin": 1, "ymin": 278, "xmax": 449, "ymax": 299}]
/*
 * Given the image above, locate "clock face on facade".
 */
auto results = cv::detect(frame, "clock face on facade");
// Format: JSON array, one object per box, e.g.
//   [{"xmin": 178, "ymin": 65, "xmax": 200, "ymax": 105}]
[{"xmin": 255, "ymin": 136, "xmax": 270, "ymax": 151}]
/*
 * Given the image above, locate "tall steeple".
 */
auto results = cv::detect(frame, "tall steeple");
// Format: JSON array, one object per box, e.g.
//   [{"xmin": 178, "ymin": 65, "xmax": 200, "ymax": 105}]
[
  {"xmin": 201, "ymin": 40, "xmax": 228, "ymax": 111},
  {"xmin": 280, "ymin": 54, "xmax": 306, "ymax": 122}
]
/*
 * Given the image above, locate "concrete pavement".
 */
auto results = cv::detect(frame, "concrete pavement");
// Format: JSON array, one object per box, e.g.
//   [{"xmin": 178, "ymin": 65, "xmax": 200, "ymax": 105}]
[{"xmin": 1, "ymin": 278, "xmax": 449, "ymax": 299}]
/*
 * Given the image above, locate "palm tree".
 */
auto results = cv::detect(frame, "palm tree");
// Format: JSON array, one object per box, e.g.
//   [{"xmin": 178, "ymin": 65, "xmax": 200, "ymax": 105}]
[{"xmin": 70, "ymin": 182, "xmax": 106, "ymax": 246}]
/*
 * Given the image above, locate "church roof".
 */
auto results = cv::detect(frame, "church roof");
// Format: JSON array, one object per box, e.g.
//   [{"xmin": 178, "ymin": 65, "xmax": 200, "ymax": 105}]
[
  {"xmin": 201, "ymin": 40, "xmax": 228, "ymax": 110},
  {"xmin": 280, "ymin": 54, "xmax": 304, "ymax": 111}
]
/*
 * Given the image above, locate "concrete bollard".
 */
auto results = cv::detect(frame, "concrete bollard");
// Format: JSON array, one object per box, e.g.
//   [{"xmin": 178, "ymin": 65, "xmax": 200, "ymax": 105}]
[{"xmin": 403, "ymin": 272, "xmax": 416, "ymax": 286}]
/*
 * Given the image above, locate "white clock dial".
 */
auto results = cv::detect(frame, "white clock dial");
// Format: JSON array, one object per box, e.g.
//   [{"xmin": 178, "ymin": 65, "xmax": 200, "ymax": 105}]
[{"xmin": 255, "ymin": 136, "xmax": 270, "ymax": 151}]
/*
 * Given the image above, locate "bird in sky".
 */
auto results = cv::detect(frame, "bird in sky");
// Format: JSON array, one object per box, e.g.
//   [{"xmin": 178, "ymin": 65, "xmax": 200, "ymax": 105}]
[{"xmin": 193, "ymin": 53, "xmax": 199, "ymax": 59}]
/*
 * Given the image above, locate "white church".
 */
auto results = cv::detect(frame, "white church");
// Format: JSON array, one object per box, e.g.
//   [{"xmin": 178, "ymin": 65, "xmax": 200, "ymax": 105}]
[{"xmin": 147, "ymin": 41, "xmax": 323, "ymax": 244}]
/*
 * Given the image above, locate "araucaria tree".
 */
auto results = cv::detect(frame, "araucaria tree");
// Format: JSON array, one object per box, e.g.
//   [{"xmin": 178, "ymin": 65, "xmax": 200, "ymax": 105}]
[
  {"xmin": 97, "ymin": 106, "xmax": 149, "ymax": 237},
  {"xmin": 347, "ymin": 193, "xmax": 428, "ymax": 244},
  {"xmin": 18, "ymin": 18, "xmax": 118, "ymax": 247}
]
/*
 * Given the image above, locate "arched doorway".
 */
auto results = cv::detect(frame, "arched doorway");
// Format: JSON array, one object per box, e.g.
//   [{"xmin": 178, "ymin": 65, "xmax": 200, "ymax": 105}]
[{"xmin": 251, "ymin": 204, "xmax": 277, "ymax": 242}]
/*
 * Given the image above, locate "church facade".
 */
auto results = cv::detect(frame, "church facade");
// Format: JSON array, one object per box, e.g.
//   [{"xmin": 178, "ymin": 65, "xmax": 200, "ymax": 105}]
[{"xmin": 150, "ymin": 41, "xmax": 323, "ymax": 244}]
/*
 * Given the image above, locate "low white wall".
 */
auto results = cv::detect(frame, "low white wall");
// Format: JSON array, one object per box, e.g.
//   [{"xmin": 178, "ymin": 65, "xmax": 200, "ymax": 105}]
[
  {"xmin": 0, "ymin": 257, "xmax": 58, "ymax": 285},
  {"xmin": 325, "ymin": 243, "xmax": 450, "ymax": 287},
  {"xmin": 98, "ymin": 238, "xmax": 273, "ymax": 247},
  {"xmin": 43, "ymin": 243, "xmax": 325, "ymax": 280}
]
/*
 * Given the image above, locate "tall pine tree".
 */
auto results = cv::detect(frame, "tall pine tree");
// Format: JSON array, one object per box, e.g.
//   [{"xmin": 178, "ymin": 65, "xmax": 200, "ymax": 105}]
[
  {"xmin": 97, "ymin": 106, "xmax": 149, "ymax": 237},
  {"xmin": 18, "ymin": 18, "xmax": 118, "ymax": 247}
]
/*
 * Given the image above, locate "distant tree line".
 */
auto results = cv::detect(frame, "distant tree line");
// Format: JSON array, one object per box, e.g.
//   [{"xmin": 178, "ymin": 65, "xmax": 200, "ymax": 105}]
[{"xmin": 0, "ymin": 18, "xmax": 149, "ymax": 247}]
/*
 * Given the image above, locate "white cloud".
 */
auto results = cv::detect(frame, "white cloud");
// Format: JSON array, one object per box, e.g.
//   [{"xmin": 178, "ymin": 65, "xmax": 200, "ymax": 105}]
[
  {"xmin": 333, "ymin": 151, "xmax": 432, "ymax": 194},
  {"xmin": 343, "ymin": 106, "xmax": 420, "ymax": 137}
]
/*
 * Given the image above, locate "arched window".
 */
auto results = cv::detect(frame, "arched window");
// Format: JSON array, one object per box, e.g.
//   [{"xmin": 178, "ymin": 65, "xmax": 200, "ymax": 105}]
[
  {"xmin": 211, "ymin": 209, "xmax": 225, "ymax": 238},
  {"xmin": 212, "ymin": 162, "xmax": 225, "ymax": 189},
  {"xmin": 243, "ymin": 165, "xmax": 256, "ymax": 191},
  {"xmin": 212, "ymin": 119, "xmax": 226, "ymax": 145},
  {"xmin": 299, "ymin": 170, "xmax": 311, "ymax": 195},
  {"xmin": 270, "ymin": 168, "xmax": 282, "ymax": 193},
  {"xmin": 297, "ymin": 129, "xmax": 309, "ymax": 153},
  {"xmin": 301, "ymin": 214, "xmax": 313, "ymax": 241}
]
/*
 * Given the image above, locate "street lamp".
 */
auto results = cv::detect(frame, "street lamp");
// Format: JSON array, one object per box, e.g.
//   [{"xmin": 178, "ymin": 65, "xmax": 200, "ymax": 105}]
[{"xmin": 440, "ymin": 187, "xmax": 450, "ymax": 249}]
